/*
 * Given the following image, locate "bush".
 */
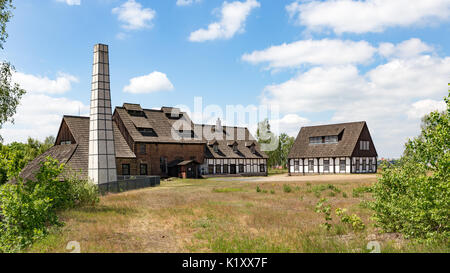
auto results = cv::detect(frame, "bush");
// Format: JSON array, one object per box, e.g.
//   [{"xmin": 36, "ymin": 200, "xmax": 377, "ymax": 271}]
[
  {"xmin": 0, "ymin": 157, "xmax": 99, "ymax": 252},
  {"xmin": 283, "ymin": 184, "xmax": 292, "ymax": 193},
  {"xmin": 372, "ymin": 93, "xmax": 449, "ymax": 242},
  {"xmin": 335, "ymin": 208, "xmax": 365, "ymax": 231}
]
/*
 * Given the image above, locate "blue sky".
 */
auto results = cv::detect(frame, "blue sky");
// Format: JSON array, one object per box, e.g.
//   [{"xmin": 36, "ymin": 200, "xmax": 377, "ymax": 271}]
[{"xmin": 0, "ymin": 0, "xmax": 449, "ymax": 158}]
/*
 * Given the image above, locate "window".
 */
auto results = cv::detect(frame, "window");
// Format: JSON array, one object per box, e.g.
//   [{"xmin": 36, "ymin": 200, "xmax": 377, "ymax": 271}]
[
  {"xmin": 360, "ymin": 141, "xmax": 370, "ymax": 151},
  {"xmin": 208, "ymin": 165, "xmax": 214, "ymax": 174},
  {"xmin": 250, "ymin": 145, "xmax": 256, "ymax": 154},
  {"xmin": 215, "ymin": 165, "xmax": 222, "ymax": 174},
  {"xmin": 122, "ymin": 164, "xmax": 130, "ymax": 176},
  {"xmin": 369, "ymin": 160, "xmax": 373, "ymax": 172},
  {"xmin": 356, "ymin": 160, "xmax": 360, "ymax": 172},
  {"xmin": 294, "ymin": 160, "xmax": 299, "ymax": 171},
  {"xmin": 260, "ymin": 164, "xmax": 266, "ymax": 173},
  {"xmin": 139, "ymin": 144, "xmax": 146, "ymax": 155},
  {"xmin": 309, "ymin": 137, "xmax": 322, "ymax": 144},
  {"xmin": 61, "ymin": 141, "xmax": 72, "ymax": 145},
  {"xmin": 128, "ymin": 110, "xmax": 145, "ymax": 117},
  {"xmin": 308, "ymin": 160, "xmax": 314, "ymax": 172},
  {"xmin": 223, "ymin": 165, "xmax": 229, "ymax": 174},
  {"xmin": 160, "ymin": 157, "xmax": 168, "ymax": 174},
  {"xmin": 362, "ymin": 159, "xmax": 367, "ymax": 171},
  {"xmin": 324, "ymin": 160, "xmax": 330, "ymax": 172},
  {"xmin": 340, "ymin": 159, "xmax": 346, "ymax": 172},
  {"xmin": 325, "ymin": 136, "xmax": 338, "ymax": 144},
  {"xmin": 140, "ymin": 164, "xmax": 148, "ymax": 176},
  {"xmin": 239, "ymin": 164, "xmax": 244, "ymax": 173},
  {"xmin": 310, "ymin": 136, "xmax": 339, "ymax": 145},
  {"xmin": 213, "ymin": 144, "xmax": 219, "ymax": 153},
  {"xmin": 138, "ymin": 128, "xmax": 157, "ymax": 137}
]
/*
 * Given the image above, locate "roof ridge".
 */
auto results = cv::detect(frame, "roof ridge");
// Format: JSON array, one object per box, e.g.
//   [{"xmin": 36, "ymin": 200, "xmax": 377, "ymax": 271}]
[{"xmin": 303, "ymin": 121, "xmax": 366, "ymax": 128}]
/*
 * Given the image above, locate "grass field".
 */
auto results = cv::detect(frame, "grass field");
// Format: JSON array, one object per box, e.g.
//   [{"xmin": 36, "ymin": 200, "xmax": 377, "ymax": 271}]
[{"xmin": 26, "ymin": 174, "xmax": 447, "ymax": 253}]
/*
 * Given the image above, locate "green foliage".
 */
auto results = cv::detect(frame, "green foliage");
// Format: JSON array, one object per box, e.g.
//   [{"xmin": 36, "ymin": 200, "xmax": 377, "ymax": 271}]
[
  {"xmin": 372, "ymin": 92, "xmax": 450, "ymax": 242},
  {"xmin": 257, "ymin": 119, "xmax": 295, "ymax": 168},
  {"xmin": 283, "ymin": 184, "xmax": 292, "ymax": 193},
  {"xmin": 256, "ymin": 185, "xmax": 261, "ymax": 193},
  {"xmin": 335, "ymin": 208, "xmax": 366, "ymax": 231},
  {"xmin": 0, "ymin": 157, "xmax": 99, "ymax": 252},
  {"xmin": 0, "ymin": 0, "xmax": 13, "ymax": 49},
  {"xmin": 0, "ymin": 136, "xmax": 55, "ymax": 185},
  {"xmin": 315, "ymin": 198, "xmax": 332, "ymax": 231},
  {"xmin": 0, "ymin": 62, "xmax": 26, "ymax": 141}
]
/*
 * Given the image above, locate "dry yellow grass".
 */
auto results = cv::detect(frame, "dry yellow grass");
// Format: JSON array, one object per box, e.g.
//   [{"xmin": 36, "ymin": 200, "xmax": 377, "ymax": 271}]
[{"xmin": 25, "ymin": 174, "xmax": 447, "ymax": 253}]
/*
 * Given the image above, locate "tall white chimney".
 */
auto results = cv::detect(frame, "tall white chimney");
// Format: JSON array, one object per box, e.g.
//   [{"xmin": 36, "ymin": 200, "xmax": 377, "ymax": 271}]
[{"xmin": 88, "ymin": 44, "xmax": 117, "ymax": 184}]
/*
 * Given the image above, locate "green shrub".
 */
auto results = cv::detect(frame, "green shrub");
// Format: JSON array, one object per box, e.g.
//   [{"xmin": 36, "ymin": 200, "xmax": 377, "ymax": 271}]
[
  {"xmin": 256, "ymin": 185, "xmax": 261, "ymax": 193},
  {"xmin": 335, "ymin": 208, "xmax": 365, "ymax": 231},
  {"xmin": 315, "ymin": 198, "xmax": 332, "ymax": 231},
  {"xmin": 0, "ymin": 157, "xmax": 99, "ymax": 252},
  {"xmin": 283, "ymin": 184, "xmax": 292, "ymax": 193},
  {"xmin": 372, "ymin": 93, "xmax": 449, "ymax": 242}
]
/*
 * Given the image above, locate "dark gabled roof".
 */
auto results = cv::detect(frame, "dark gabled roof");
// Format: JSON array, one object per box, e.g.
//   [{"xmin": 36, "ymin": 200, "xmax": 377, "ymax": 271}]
[
  {"xmin": 20, "ymin": 144, "xmax": 78, "ymax": 182},
  {"xmin": 200, "ymin": 124, "xmax": 268, "ymax": 159},
  {"xmin": 20, "ymin": 116, "xmax": 136, "ymax": 181},
  {"xmin": 115, "ymin": 106, "xmax": 206, "ymax": 144},
  {"xmin": 288, "ymin": 121, "xmax": 367, "ymax": 158}
]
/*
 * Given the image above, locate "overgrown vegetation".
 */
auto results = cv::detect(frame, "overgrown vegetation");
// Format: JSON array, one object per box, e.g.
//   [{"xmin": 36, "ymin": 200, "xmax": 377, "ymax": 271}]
[
  {"xmin": 0, "ymin": 136, "xmax": 55, "ymax": 185},
  {"xmin": 372, "ymin": 92, "xmax": 449, "ymax": 243},
  {"xmin": 257, "ymin": 119, "xmax": 295, "ymax": 169},
  {"xmin": 0, "ymin": 157, "xmax": 98, "ymax": 252}
]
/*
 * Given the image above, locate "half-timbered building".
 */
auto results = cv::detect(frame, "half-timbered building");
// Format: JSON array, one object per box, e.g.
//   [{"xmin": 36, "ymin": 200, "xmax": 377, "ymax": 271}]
[{"xmin": 288, "ymin": 122, "xmax": 378, "ymax": 175}]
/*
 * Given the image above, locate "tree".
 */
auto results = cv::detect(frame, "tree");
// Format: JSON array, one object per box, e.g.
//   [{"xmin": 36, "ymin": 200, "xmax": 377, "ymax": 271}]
[
  {"xmin": 0, "ymin": 136, "xmax": 55, "ymax": 185},
  {"xmin": 0, "ymin": 0, "xmax": 13, "ymax": 49},
  {"xmin": 0, "ymin": 1, "xmax": 25, "ymax": 142},
  {"xmin": 256, "ymin": 119, "xmax": 295, "ymax": 169},
  {"xmin": 371, "ymin": 91, "xmax": 449, "ymax": 242}
]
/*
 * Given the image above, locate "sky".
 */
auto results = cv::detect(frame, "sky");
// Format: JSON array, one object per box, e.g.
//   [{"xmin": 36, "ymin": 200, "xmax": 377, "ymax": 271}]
[{"xmin": 0, "ymin": 0, "xmax": 449, "ymax": 158}]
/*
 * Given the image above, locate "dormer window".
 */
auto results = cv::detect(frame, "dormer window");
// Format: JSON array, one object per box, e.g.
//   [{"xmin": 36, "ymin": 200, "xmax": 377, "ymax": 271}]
[
  {"xmin": 138, "ymin": 128, "xmax": 157, "ymax": 137},
  {"xmin": 213, "ymin": 144, "xmax": 219, "ymax": 153},
  {"xmin": 309, "ymin": 135, "xmax": 338, "ymax": 145},
  {"xmin": 233, "ymin": 143, "xmax": 238, "ymax": 153},
  {"xmin": 250, "ymin": 145, "xmax": 256, "ymax": 154},
  {"xmin": 128, "ymin": 110, "xmax": 145, "ymax": 117},
  {"xmin": 61, "ymin": 141, "xmax": 72, "ymax": 145}
]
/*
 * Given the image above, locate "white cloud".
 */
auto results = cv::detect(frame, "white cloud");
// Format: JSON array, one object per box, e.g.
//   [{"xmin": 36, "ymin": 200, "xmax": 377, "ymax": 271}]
[
  {"xmin": 242, "ymin": 39, "xmax": 376, "ymax": 69},
  {"xmin": 0, "ymin": 94, "xmax": 88, "ymax": 144},
  {"xmin": 56, "ymin": 0, "xmax": 81, "ymax": 5},
  {"xmin": 12, "ymin": 72, "xmax": 79, "ymax": 95},
  {"xmin": 379, "ymin": 38, "xmax": 434, "ymax": 59},
  {"xmin": 262, "ymin": 65, "xmax": 366, "ymax": 112},
  {"xmin": 270, "ymin": 114, "xmax": 310, "ymax": 137},
  {"xmin": 124, "ymin": 71, "xmax": 174, "ymax": 94},
  {"xmin": 112, "ymin": 0, "xmax": 156, "ymax": 30},
  {"xmin": 287, "ymin": 0, "xmax": 450, "ymax": 34},
  {"xmin": 177, "ymin": 0, "xmax": 202, "ymax": 6},
  {"xmin": 254, "ymin": 38, "xmax": 450, "ymax": 157},
  {"xmin": 189, "ymin": 0, "xmax": 260, "ymax": 42},
  {"xmin": 407, "ymin": 99, "xmax": 447, "ymax": 119}
]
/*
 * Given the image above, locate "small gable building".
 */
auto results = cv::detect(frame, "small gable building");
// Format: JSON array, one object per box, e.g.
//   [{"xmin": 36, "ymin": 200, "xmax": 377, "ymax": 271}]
[{"xmin": 288, "ymin": 121, "xmax": 378, "ymax": 175}]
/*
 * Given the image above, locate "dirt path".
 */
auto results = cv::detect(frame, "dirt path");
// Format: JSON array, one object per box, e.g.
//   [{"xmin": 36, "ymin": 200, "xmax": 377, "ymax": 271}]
[{"xmin": 214, "ymin": 174, "xmax": 378, "ymax": 183}]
